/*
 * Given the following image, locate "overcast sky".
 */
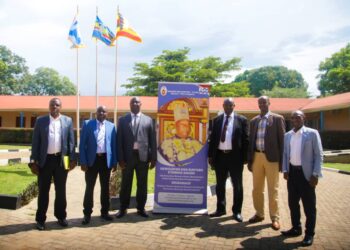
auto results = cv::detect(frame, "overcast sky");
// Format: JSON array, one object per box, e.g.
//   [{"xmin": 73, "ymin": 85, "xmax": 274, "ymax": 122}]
[{"xmin": 1, "ymin": 0, "xmax": 349, "ymax": 97}]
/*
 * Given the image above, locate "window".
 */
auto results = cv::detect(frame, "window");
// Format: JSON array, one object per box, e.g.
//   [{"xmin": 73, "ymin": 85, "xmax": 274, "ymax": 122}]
[{"xmin": 16, "ymin": 117, "xmax": 26, "ymax": 128}]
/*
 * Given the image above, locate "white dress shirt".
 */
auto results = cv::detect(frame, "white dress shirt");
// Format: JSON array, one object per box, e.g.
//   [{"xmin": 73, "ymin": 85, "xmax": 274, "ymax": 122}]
[
  {"xmin": 47, "ymin": 115, "xmax": 62, "ymax": 154},
  {"xmin": 290, "ymin": 126, "xmax": 305, "ymax": 166},
  {"xmin": 218, "ymin": 113, "xmax": 234, "ymax": 150},
  {"xmin": 95, "ymin": 120, "xmax": 106, "ymax": 153}
]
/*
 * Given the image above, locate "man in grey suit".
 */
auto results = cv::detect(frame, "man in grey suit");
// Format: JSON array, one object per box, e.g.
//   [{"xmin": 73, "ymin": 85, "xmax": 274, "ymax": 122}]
[
  {"xmin": 281, "ymin": 110, "xmax": 323, "ymax": 247},
  {"xmin": 116, "ymin": 97, "xmax": 157, "ymax": 218},
  {"xmin": 29, "ymin": 98, "xmax": 76, "ymax": 230},
  {"xmin": 247, "ymin": 96, "xmax": 285, "ymax": 231}
]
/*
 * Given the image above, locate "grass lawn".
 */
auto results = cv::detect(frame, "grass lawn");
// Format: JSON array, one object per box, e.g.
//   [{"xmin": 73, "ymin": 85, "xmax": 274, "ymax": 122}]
[
  {"xmin": 0, "ymin": 144, "xmax": 31, "ymax": 150},
  {"xmin": 0, "ymin": 164, "xmax": 36, "ymax": 195},
  {"xmin": 324, "ymin": 163, "xmax": 350, "ymax": 172},
  {"xmin": 132, "ymin": 167, "xmax": 216, "ymax": 195}
]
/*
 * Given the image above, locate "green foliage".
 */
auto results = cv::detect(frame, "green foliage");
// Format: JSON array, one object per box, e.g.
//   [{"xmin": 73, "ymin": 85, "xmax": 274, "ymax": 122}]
[
  {"xmin": 211, "ymin": 81, "xmax": 251, "ymax": 97},
  {"xmin": 0, "ymin": 45, "xmax": 29, "ymax": 94},
  {"xmin": 234, "ymin": 66, "xmax": 307, "ymax": 97},
  {"xmin": 21, "ymin": 67, "xmax": 76, "ymax": 95},
  {"xmin": 0, "ymin": 128, "xmax": 33, "ymax": 144},
  {"xmin": 261, "ymin": 86, "xmax": 309, "ymax": 98},
  {"xmin": 318, "ymin": 43, "xmax": 350, "ymax": 96},
  {"xmin": 0, "ymin": 45, "xmax": 76, "ymax": 95},
  {"xmin": 123, "ymin": 48, "xmax": 241, "ymax": 96}
]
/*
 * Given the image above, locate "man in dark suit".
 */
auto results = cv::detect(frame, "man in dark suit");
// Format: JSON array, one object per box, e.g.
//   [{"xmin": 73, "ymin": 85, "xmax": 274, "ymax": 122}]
[
  {"xmin": 116, "ymin": 97, "xmax": 157, "ymax": 218},
  {"xmin": 79, "ymin": 106, "xmax": 117, "ymax": 225},
  {"xmin": 281, "ymin": 110, "xmax": 323, "ymax": 246},
  {"xmin": 29, "ymin": 97, "xmax": 76, "ymax": 230},
  {"xmin": 208, "ymin": 98, "xmax": 248, "ymax": 222},
  {"xmin": 247, "ymin": 96, "xmax": 285, "ymax": 230}
]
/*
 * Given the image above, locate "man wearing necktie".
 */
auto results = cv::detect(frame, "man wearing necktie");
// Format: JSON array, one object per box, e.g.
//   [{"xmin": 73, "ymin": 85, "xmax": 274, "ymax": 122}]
[
  {"xmin": 247, "ymin": 96, "xmax": 285, "ymax": 231},
  {"xmin": 116, "ymin": 97, "xmax": 157, "ymax": 218},
  {"xmin": 79, "ymin": 106, "xmax": 117, "ymax": 224},
  {"xmin": 208, "ymin": 98, "xmax": 248, "ymax": 222}
]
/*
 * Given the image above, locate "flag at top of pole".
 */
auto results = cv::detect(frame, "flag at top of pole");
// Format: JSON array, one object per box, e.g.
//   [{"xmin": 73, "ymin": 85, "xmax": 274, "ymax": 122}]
[
  {"xmin": 115, "ymin": 11, "xmax": 142, "ymax": 43},
  {"xmin": 68, "ymin": 14, "xmax": 85, "ymax": 48},
  {"xmin": 92, "ymin": 15, "xmax": 115, "ymax": 46}
]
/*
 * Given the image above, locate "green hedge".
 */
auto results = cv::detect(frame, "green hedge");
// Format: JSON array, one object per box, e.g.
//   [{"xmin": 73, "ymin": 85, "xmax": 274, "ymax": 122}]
[
  {"xmin": 0, "ymin": 128, "xmax": 33, "ymax": 144},
  {"xmin": 320, "ymin": 131, "xmax": 350, "ymax": 150},
  {"xmin": 0, "ymin": 128, "xmax": 79, "ymax": 144}
]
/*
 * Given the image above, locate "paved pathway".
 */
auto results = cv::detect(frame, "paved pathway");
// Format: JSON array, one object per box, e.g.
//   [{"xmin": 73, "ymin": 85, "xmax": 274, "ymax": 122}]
[{"xmin": 0, "ymin": 167, "xmax": 349, "ymax": 249}]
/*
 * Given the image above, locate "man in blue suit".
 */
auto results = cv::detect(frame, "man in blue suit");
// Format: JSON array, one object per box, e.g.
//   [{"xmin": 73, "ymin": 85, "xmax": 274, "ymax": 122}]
[
  {"xmin": 79, "ymin": 106, "xmax": 117, "ymax": 224},
  {"xmin": 281, "ymin": 110, "xmax": 323, "ymax": 247},
  {"xmin": 29, "ymin": 98, "xmax": 76, "ymax": 230}
]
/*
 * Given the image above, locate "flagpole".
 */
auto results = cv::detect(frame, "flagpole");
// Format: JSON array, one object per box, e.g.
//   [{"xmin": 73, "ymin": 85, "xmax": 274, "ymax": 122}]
[
  {"xmin": 95, "ymin": 6, "xmax": 99, "ymax": 108},
  {"xmin": 76, "ymin": 5, "xmax": 80, "ymax": 149},
  {"xmin": 114, "ymin": 6, "xmax": 119, "ymax": 127}
]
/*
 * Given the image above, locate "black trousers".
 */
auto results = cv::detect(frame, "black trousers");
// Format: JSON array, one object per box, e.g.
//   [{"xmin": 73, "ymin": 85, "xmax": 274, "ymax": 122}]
[
  {"xmin": 36, "ymin": 154, "xmax": 68, "ymax": 223},
  {"xmin": 119, "ymin": 151, "xmax": 148, "ymax": 211},
  {"xmin": 287, "ymin": 166, "xmax": 316, "ymax": 236},
  {"xmin": 214, "ymin": 151, "xmax": 244, "ymax": 214},
  {"xmin": 83, "ymin": 154, "xmax": 111, "ymax": 216}
]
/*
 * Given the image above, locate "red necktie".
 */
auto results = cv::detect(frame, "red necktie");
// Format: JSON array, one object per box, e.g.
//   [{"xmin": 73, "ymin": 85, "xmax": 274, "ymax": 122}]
[{"xmin": 220, "ymin": 115, "xmax": 229, "ymax": 142}]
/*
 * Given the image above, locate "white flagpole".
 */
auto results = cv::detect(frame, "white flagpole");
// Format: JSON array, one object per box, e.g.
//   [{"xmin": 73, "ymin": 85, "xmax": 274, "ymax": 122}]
[
  {"xmin": 76, "ymin": 5, "xmax": 80, "ymax": 149},
  {"xmin": 113, "ymin": 6, "xmax": 119, "ymax": 127},
  {"xmin": 95, "ymin": 6, "xmax": 99, "ymax": 108}
]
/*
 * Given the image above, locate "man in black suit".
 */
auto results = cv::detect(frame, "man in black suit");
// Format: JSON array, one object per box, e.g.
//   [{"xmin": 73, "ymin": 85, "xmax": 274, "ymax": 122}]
[
  {"xmin": 208, "ymin": 98, "xmax": 248, "ymax": 222},
  {"xmin": 116, "ymin": 97, "xmax": 157, "ymax": 218},
  {"xmin": 29, "ymin": 98, "xmax": 76, "ymax": 230}
]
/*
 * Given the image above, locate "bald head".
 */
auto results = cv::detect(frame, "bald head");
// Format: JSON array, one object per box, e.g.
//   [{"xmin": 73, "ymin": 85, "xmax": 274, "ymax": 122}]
[
  {"xmin": 291, "ymin": 110, "xmax": 305, "ymax": 131},
  {"xmin": 223, "ymin": 98, "xmax": 235, "ymax": 115},
  {"xmin": 130, "ymin": 97, "xmax": 142, "ymax": 114},
  {"xmin": 96, "ymin": 105, "xmax": 107, "ymax": 122},
  {"xmin": 258, "ymin": 95, "xmax": 270, "ymax": 115}
]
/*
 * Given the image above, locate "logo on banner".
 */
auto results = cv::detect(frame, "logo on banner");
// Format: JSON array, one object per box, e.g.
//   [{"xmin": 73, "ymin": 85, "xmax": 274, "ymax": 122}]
[{"xmin": 160, "ymin": 86, "xmax": 168, "ymax": 96}]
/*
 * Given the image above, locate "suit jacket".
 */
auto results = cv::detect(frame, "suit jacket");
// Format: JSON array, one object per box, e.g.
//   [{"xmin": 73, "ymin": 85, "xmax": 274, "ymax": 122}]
[
  {"xmin": 30, "ymin": 114, "xmax": 75, "ymax": 167},
  {"xmin": 79, "ymin": 119, "xmax": 117, "ymax": 168},
  {"xmin": 117, "ymin": 113, "xmax": 157, "ymax": 163},
  {"xmin": 208, "ymin": 112, "xmax": 249, "ymax": 165},
  {"xmin": 247, "ymin": 112, "xmax": 285, "ymax": 167},
  {"xmin": 282, "ymin": 126, "xmax": 323, "ymax": 181}
]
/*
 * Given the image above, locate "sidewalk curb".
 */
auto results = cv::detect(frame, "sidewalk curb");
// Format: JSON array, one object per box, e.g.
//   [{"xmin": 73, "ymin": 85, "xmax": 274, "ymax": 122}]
[{"xmin": 323, "ymin": 167, "xmax": 350, "ymax": 175}]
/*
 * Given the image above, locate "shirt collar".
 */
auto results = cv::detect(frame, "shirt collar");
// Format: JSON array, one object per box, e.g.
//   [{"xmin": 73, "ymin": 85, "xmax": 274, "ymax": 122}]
[
  {"xmin": 132, "ymin": 112, "xmax": 141, "ymax": 117},
  {"xmin": 260, "ymin": 111, "xmax": 270, "ymax": 119},
  {"xmin": 292, "ymin": 125, "xmax": 305, "ymax": 135},
  {"xmin": 49, "ymin": 114, "xmax": 61, "ymax": 121}
]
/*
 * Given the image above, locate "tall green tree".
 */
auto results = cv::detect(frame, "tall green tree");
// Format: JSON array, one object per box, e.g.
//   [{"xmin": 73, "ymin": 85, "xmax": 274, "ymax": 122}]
[
  {"xmin": 261, "ymin": 86, "xmax": 309, "ymax": 98},
  {"xmin": 123, "ymin": 48, "xmax": 241, "ymax": 96},
  {"xmin": 318, "ymin": 43, "xmax": 350, "ymax": 96},
  {"xmin": 0, "ymin": 45, "xmax": 29, "ymax": 94},
  {"xmin": 234, "ymin": 66, "xmax": 307, "ymax": 97},
  {"xmin": 22, "ymin": 67, "xmax": 76, "ymax": 95},
  {"xmin": 211, "ymin": 81, "xmax": 251, "ymax": 97}
]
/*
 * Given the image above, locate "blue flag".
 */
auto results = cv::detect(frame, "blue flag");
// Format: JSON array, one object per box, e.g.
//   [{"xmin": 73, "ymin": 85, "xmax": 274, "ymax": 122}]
[
  {"xmin": 68, "ymin": 15, "xmax": 84, "ymax": 48},
  {"xmin": 92, "ymin": 16, "xmax": 115, "ymax": 46}
]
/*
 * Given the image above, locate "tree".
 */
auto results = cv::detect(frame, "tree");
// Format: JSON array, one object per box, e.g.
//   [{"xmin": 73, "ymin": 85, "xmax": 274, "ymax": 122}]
[
  {"xmin": 123, "ymin": 48, "xmax": 241, "ymax": 96},
  {"xmin": 210, "ymin": 81, "xmax": 251, "ymax": 97},
  {"xmin": 261, "ymin": 86, "xmax": 309, "ymax": 98},
  {"xmin": 22, "ymin": 67, "xmax": 76, "ymax": 95},
  {"xmin": 0, "ymin": 45, "xmax": 29, "ymax": 94},
  {"xmin": 318, "ymin": 43, "xmax": 350, "ymax": 96},
  {"xmin": 234, "ymin": 66, "xmax": 307, "ymax": 97}
]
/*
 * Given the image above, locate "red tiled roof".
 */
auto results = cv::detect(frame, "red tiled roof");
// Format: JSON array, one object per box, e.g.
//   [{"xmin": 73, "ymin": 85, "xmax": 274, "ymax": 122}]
[
  {"xmin": 301, "ymin": 92, "xmax": 350, "ymax": 112},
  {"xmin": 0, "ymin": 93, "xmax": 349, "ymax": 113}
]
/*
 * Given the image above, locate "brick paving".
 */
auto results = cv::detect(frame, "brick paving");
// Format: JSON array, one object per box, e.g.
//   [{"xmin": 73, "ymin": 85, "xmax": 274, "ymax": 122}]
[{"xmin": 0, "ymin": 166, "xmax": 349, "ymax": 249}]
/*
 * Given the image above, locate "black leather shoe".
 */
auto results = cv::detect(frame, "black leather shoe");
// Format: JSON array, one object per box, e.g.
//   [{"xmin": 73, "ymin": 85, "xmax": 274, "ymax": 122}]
[
  {"xmin": 281, "ymin": 228, "xmax": 302, "ymax": 237},
  {"xmin": 137, "ymin": 210, "xmax": 149, "ymax": 218},
  {"xmin": 57, "ymin": 219, "xmax": 68, "ymax": 227},
  {"xmin": 302, "ymin": 235, "xmax": 314, "ymax": 246},
  {"xmin": 232, "ymin": 213, "xmax": 243, "ymax": 222},
  {"xmin": 101, "ymin": 214, "xmax": 113, "ymax": 221},
  {"xmin": 209, "ymin": 211, "xmax": 226, "ymax": 217},
  {"xmin": 82, "ymin": 216, "xmax": 91, "ymax": 225},
  {"xmin": 115, "ymin": 209, "xmax": 127, "ymax": 218},
  {"xmin": 36, "ymin": 221, "xmax": 45, "ymax": 231}
]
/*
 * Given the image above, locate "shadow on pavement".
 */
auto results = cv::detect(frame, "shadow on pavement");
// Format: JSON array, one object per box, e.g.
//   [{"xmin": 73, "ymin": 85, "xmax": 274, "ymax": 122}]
[{"xmin": 238, "ymin": 234, "xmax": 302, "ymax": 249}]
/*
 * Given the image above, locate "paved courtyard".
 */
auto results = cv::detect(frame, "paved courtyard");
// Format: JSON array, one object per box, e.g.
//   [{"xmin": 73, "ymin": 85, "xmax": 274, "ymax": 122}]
[{"xmin": 0, "ymin": 167, "xmax": 349, "ymax": 249}]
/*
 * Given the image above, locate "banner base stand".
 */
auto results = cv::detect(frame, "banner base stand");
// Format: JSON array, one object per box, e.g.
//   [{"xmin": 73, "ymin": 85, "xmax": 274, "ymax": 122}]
[{"xmin": 153, "ymin": 202, "xmax": 208, "ymax": 215}]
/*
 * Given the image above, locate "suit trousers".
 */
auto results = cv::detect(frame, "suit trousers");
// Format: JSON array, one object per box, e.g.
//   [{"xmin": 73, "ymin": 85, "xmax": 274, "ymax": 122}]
[
  {"xmin": 252, "ymin": 152, "xmax": 280, "ymax": 221},
  {"xmin": 214, "ymin": 151, "xmax": 244, "ymax": 214},
  {"xmin": 287, "ymin": 166, "xmax": 316, "ymax": 236},
  {"xmin": 119, "ymin": 151, "xmax": 148, "ymax": 211},
  {"xmin": 36, "ymin": 154, "xmax": 68, "ymax": 223},
  {"xmin": 83, "ymin": 154, "xmax": 111, "ymax": 216}
]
